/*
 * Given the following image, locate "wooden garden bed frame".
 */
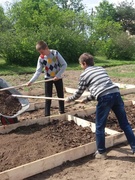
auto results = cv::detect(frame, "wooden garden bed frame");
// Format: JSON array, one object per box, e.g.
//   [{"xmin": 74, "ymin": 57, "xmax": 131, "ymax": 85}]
[{"xmin": 0, "ymin": 100, "xmax": 134, "ymax": 180}]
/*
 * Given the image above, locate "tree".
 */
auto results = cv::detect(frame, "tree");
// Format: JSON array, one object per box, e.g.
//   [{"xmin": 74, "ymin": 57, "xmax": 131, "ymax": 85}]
[
  {"xmin": 90, "ymin": 0, "xmax": 122, "ymax": 55},
  {"xmin": 105, "ymin": 32, "xmax": 135, "ymax": 60},
  {"xmin": 1, "ymin": 0, "xmax": 93, "ymax": 65},
  {"xmin": 53, "ymin": 0, "xmax": 84, "ymax": 12},
  {"xmin": 95, "ymin": 0, "xmax": 117, "ymax": 21},
  {"xmin": 116, "ymin": 0, "xmax": 135, "ymax": 35},
  {"xmin": 0, "ymin": 6, "xmax": 11, "ymax": 32}
]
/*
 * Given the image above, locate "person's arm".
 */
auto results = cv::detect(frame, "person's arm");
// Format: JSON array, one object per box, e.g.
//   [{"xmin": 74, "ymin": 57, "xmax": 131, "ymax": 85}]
[
  {"xmin": 80, "ymin": 95, "xmax": 95, "ymax": 103},
  {"xmin": 66, "ymin": 78, "xmax": 87, "ymax": 102},
  {"xmin": 55, "ymin": 52, "xmax": 67, "ymax": 78},
  {"xmin": 28, "ymin": 58, "xmax": 43, "ymax": 84}
]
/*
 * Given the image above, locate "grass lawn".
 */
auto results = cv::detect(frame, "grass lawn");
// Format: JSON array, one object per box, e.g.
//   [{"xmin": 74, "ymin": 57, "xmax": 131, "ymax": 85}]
[{"xmin": 0, "ymin": 56, "xmax": 135, "ymax": 76}]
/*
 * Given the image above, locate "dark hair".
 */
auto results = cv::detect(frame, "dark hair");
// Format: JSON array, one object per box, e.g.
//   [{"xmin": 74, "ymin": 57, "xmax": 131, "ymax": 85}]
[
  {"xmin": 36, "ymin": 41, "xmax": 48, "ymax": 50},
  {"xmin": 79, "ymin": 53, "xmax": 94, "ymax": 66}
]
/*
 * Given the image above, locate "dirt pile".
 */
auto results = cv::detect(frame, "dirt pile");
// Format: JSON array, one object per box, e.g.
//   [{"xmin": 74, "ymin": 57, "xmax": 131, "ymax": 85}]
[
  {"xmin": 0, "ymin": 119, "xmax": 95, "ymax": 172},
  {"xmin": 0, "ymin": 89, "xmax": 21, "ymax": 116}
]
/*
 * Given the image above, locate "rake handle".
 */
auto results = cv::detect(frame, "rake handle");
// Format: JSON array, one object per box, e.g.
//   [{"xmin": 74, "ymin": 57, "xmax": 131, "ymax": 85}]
[{"xmin": 0, "ymin": 79, "xmax": 55, "ymax": 91}]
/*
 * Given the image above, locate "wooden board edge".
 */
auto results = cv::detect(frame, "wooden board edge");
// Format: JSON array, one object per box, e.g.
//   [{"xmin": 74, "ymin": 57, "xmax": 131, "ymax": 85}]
[
  {"xmin": 65, "ymin": 87, "xmax": 89, "ymax": 96},
  {"xmin": 65, "ymin": 86, "xmax": 135, "ymax": 96},
  {"xmin": 67, "ymin": 115, "xmax": 119, "ymax": 135},
  {"xmin": 0, "ymin": 114, "xmax": 66, "ymax": 134},
  {"xmin": 115, "ymin": 83, "xmax": 135, "ymax": 89}
]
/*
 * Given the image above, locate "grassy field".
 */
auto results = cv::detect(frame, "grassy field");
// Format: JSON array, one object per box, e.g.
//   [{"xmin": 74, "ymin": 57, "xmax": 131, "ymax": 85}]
[{"xmin": 0, "ymin": 56, "xmax": 135, "ymax": 77}]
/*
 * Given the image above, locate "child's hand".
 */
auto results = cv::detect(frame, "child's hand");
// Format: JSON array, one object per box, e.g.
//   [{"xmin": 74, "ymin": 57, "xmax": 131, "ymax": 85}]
[
  {"xmin": 27, "ymin": 82, "xmax": 32, "ymax": 86},
  {"xmin": 53, "ymin": 77, "xmax": 59, "ymax": 81},
  {"xmin": 79, "ymin": 98, "xmax": 88, "ymax": 103},
  {"xmin": 65, "ymin": 97, "xmax": 71, "ymax": 103}
]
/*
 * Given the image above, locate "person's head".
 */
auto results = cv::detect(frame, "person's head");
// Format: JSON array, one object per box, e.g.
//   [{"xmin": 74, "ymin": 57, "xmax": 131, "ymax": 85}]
[
  {"xmin": 79, "ymin": 53, "xmax": 94, "ymax": 69},
  {"xmin": 36, "ymin": 41, "xmax": 50, "ymax": 55}
]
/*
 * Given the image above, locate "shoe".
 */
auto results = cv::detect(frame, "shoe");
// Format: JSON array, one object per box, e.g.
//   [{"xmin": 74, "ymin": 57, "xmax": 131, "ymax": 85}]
[{"xmin": 94, "ymin": 151, "xmax": 108, "ymax": 159}]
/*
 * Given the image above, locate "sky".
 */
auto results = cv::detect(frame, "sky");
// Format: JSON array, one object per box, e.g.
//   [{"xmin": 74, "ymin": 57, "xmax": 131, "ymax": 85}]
[
  {"xmin": 0, "ymin": 0, "xmax": 131, "ymax": 9},
  {"xmin": 83, "ymin": 0, "xmax": 125, "ymax": 9}
]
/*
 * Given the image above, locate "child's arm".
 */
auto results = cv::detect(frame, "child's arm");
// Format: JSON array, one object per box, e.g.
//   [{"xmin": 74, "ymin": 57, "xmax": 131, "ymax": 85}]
[
  {"xmin": 28, "ymin": 58, "xmax": 43, "ymax": 84},
  {"xmin": 55, "ymin": 52, "xmax": 67, "ymax": 78},
  {"xmin": 66, "ymin": 78, "xmax": 87, "ymax": 102}
]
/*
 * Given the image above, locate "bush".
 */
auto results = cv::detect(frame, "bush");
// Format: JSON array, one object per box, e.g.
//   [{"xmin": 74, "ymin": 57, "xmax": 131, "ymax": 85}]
[
  {"xmin": 105, "ymin": 32, "xmax": 135, "ymax": 60},
  {"xmin": 1, "ymin": 26, "xmax": 95, "ymax": 66},
  {"xmin": 1, "ymin": 29, "xmax": 39, "ymax": 66}
]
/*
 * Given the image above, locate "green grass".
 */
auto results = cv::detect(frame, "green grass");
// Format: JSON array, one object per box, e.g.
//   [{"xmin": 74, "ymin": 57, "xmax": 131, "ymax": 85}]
[
  {"xmin": 0, "ymin": 56, "xmax": 135, "ymax": 75},
  {"xmin": 95, "ymin": 56, "xmax": 135, "ymax": 67},
  {"xmin": 0, "ymin": 58, "xmax": 36, "ymax": 75},
  {"xmin": 107, "ymin": 65, "xmax": 135, "ymax": 78}
]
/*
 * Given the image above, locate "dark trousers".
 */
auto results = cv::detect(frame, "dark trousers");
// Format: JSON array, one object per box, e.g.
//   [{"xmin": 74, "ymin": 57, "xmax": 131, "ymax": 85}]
[
  {"xmin": 96, "ymin": 92, "xmax": 135, "ymax": 153},
  {"xmin": 45, "ymin": 79, "xmax": 64, "ymax": 116}
]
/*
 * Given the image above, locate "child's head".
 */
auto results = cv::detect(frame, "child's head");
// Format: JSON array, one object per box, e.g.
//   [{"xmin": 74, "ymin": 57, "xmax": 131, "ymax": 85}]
[
  {"xmin": 79, "ymin": 53, "xmax": 94, "ymax": 69},
  {"xmin": 36, "ymin": 41, "xmax": 50, "ymax": 55}
]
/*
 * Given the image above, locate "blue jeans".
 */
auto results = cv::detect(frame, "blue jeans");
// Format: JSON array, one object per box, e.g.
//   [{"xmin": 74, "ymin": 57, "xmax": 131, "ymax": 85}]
[{"xmin": 96, "ymin": 92, "xmax": 135, "ymax": 154}]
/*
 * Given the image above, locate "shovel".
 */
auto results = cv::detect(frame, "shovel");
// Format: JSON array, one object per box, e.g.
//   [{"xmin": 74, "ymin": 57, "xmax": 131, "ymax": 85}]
[
  {"xmin": 0, "ymin": 78, "xmax": 55, "ymax": 92},
  {"xmin": 12, "ymin": 94, "xmax": 65, "ymax": 101},
  {"xmin": 11, "ymin": 95, "xmax": 82, "ymax": 103}
]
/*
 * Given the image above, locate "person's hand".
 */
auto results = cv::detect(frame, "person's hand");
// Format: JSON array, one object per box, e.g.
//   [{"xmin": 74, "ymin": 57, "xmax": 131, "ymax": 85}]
[
  {"xmin": 27, "ymin": 82, "xmax": 32, "ymax": 86},
  {"xmin": 79, "ymin": 98, "xmax": 88, "ymax": 104},
  {"xmin": 65, "ymin": 97, "xmax": 71, "ymax": 103},
  {"xmin": 53, "ymin": 77, "xmax": 59, "ymax": 81}
]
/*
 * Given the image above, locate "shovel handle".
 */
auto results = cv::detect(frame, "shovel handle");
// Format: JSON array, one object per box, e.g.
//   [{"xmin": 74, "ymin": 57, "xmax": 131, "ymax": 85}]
[
  {"xmin": 12, "ymin": 94, "xmax": 83, "ymax": 103},
  {"xmin": 0, "ymin": 79, "xmax": 54, "ymax": 92},
  {"xmin": 12, "ymin": 94, "xmax": 65, "ymax": 101}
]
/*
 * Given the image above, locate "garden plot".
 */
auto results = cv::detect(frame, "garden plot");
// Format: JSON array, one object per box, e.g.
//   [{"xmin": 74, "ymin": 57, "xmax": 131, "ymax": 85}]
[
  {"xmin": 0, "ymin": 109, "xmax": 125, "ymax": 180},
  {"xmin": 0, "ymin": 89, "xmax": 135, "ymax": 180},
  {"xmin": 71, "ymin": 102, "xmax": 135, "ymax": 133},
  {"xmin": 0, "ymin": 118, "xmax": 95, "ymax": 173}
]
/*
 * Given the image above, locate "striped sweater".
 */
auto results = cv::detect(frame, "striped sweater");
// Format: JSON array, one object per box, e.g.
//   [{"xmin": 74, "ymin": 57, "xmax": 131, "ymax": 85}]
[{"xmin": 68, "ymin": 66, "xmax": 119, "ymax": 101}]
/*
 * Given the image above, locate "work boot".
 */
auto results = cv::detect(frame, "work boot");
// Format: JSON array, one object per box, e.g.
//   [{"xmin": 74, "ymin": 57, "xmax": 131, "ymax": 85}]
[{"xmin": 94, "ymin": 151, "xmax": 108, "ymax": 160}]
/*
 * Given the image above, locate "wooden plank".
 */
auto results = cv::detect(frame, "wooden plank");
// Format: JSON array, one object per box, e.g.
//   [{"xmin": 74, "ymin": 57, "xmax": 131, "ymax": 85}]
[
  {"xmin": 0, "ymin": 114, "xmax": 66, "ymax": 134},
  {"xmin": 120, "ymin": 88, "xmax": 135, "ymax": 95},
  {"xmin": 68, "ymin": 115, "xmax": 91, "ymax": 128},
  {"xmin": 65, "ymin": 86, "xmax": 135, "ymax": 97},
  {"xmin": 124, "ymin": 100, "xmax": 133, "ymax": 106},
  {"xmin": 68, "ymin": 107, "xmax": 96, "ymax": 117},
  {"xmin": 26, "ymin": 101, "xmax": 59, "ymax": 112},
  {"xmin": 68, "ymin": 115, "xmax": 119, "ymax": 135},
  {"xmin": 114, "ymin": 83, "xmax": 135, "ymax": 89},
  {"xmin": 65, "ymin": 87, "xmax": 89, "ymax": 96}
]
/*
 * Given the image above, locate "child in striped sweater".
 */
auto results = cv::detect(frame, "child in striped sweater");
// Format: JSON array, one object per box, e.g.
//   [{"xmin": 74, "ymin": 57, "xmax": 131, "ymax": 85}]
[
  {"xmin": 28, "ymin": 41, "xmax": 67, "ymax": 116},
  {"xmin": 66, "ymin": 53, "xmax": 135, "ymax": 159}
]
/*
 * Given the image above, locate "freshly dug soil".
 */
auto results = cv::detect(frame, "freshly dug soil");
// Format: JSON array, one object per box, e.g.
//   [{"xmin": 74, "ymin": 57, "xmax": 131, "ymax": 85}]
[
  {"xmin": 0, "ymin": 119, "xmax": 95, "ymax": 172},
  {"xmin": 0, "ymin": 89, "xmax": 21, "ymax": 116},
  {"xmin": 77, "ymin": 105, "xmax": 135, "ymax": 132}
]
